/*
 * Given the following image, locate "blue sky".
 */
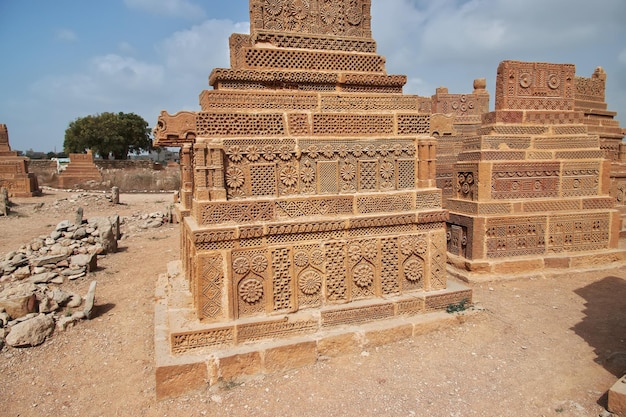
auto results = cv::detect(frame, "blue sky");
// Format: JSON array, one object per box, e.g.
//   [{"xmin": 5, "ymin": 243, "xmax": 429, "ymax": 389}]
[{"xmin": 1, "ymin": 0, "xmax": 625, "ymax": 153}]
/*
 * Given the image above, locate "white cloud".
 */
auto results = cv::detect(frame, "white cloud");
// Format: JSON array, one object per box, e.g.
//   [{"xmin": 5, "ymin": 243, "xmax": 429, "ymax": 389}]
[
  {"xmin": 124, "ymin": 0, "xmax": 206, "ymax": 20},
  {"xmin": 157, "ymin": 20, "xmax": 249, "ymax": 76},
  {"xmin": 56, "ymin": 28, "xmax": 77, "ymax": 42},
  {"xmin": 91, "ymin": 54, "xmax": 164, "ymax": 90}
]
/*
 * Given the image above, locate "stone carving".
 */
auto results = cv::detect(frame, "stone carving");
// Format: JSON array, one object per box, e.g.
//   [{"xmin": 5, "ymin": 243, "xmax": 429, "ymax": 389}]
[
  {"xmin": 0, "ymin": 124, "xmax": 40, "ymax": 197},
  {"xmin": 154, "ymin": 0, "xmax": 473, "ymax": 393},
  {"xmin": 445, "ymin": 61, "xmax": 625, "ymax": 280}
]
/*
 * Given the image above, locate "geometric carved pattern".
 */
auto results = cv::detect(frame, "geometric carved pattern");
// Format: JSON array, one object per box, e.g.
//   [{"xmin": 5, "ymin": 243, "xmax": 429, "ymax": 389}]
[
  {"xmin": 199, "ymin": 255, "xmax": 224, "ymax": 319},
  {"xmin": 312, "ymin": 114, "xmax": 394, "ymax": 135},
  {"xmin": 547, "ymin": 213, "xmax": 610, "ymax": 253},
  {"xmin": 200, "ymin": 201, "xmax": 274, "ymax": 224},
  {"xmin": 430, "ymin": 230, "xmax": 447, "ymax": 290},
  {"xmin": 357, "ymin": 194, "xmax": 413, "ymax": 214},
  {"xmin": 397, "ymin": 159, "xmax": 415, "ymax": 189},
  {"xmin": 491, "ymin": 162, "xmax": 560, "ymax": 199},
  {"xmin": 197, "ymin": 112, "xmax": 285, "ymax": 136},
  {"xmin": 359, "ymin": 160, "xmax": 378, "ymax": 191},
  {"xmin": 380, "ymin": 237, "xmax": 400, "ymax": 295},
  {"xmin": 271, "ymin": 247, "xmax": 293, "ymax": 312},
  {"xmin": 325, "ymin": 241, "xmax": 348, "ymax": 302},
  {"xmin": 318, "ymin": 161, "xmax": 339, "ymax": 193},
  {"xmin": 251, "ymin": 164, "xmax": 278, "ymax": 196},
  {"xmin": 485, "ymin": 216, "xmax": 547, "ymax": 258}
]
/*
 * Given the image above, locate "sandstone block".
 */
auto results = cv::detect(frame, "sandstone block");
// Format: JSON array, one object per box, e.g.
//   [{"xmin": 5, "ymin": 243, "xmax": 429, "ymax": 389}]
[
  {"xmin": 609, "ymin": 375, "xmax": 626, "ymax": 416},
  {"xmin": 263, "ymin": 341, "xmax": 317, "ymax": 373},
  {"xmin": 317, "ymin": 332, "xmax": 361, "ymax": 358},
  {"xmin": 217, "ymin": 351, "xmax": 262, "ymax": 382},
  {"xmin": 0, "ymin": 294, "xmax": 37, "ymax": 319},
  {"xmin": 155, "ymin": 362, "xmax": 208, "ymax": 400}
]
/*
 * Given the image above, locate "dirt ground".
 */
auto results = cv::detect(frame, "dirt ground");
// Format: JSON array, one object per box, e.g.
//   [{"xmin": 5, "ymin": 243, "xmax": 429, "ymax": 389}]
[{"xmin": 0, "ymin": 189, "xmax": 625, "ymax": 417}]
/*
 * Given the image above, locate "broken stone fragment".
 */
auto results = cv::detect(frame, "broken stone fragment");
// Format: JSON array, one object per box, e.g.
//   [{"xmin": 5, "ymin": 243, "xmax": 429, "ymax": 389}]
[
  {"xmin": 55, "ymin": 220, "xmax": 72, "ymax": 231},
  {"xmin": 27, "ymin": 272, "xmax": 58, "ymax": 284},
  {"xmin": 5, "ymin": 314, "xmax": 54, "ymax": 347},
  {"xmin": 0, "ymin": 294, "xmax": 37, "ymax": 320},
  {"xmin": 12, "ymin": 265, "xmax": 31, "ymax": 280},
  {"xmin": 70, "ymin": 253, "xmax": 97, "ymax": 272},
  {"xmin": 32, "ymin": 254, "xmax": 70, "ymax": 267},
  {"xmin": 38, "ymin": 297, "xmax": 59, "ymax": 314},
  {"xmin": 67, "ymin": 294, "xmax": 83, "ymax": 308}
]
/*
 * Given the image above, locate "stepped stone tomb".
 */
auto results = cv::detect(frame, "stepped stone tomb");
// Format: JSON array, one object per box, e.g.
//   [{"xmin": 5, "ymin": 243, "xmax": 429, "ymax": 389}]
[
  {"xmin": 0, "ymin": 124, "xmax": 40, "ymax": 197},
  {"xmin": 57, "ymin": 150, "xmax": 103, "ymax": 189},
  {"xmin": 445, "ymin": 61, "xmax": 626, "ymax": 281},
  {"xmin": 153, "ymin": 0, "xmax": 472, "ymax": 398}
]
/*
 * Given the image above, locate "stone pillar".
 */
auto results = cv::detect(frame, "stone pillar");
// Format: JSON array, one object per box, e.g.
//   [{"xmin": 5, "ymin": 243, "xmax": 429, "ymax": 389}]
[
  {"xmin": 75, "ymin": 207, "xmax": 83, "ymax": 225},
  {"xmin": 111, "ymin": 186, "xmax": 120, "ymax": 204}
]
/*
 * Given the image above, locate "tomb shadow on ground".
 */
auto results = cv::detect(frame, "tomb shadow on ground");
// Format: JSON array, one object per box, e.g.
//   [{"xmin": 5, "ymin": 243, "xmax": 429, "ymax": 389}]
[{"xmin": 572, "ymin": 275, "xmax": 626, "ymax": 378}]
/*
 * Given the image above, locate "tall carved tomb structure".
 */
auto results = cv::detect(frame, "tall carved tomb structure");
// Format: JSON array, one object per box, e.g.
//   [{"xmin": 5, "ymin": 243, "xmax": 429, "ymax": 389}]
[
  {"xmin": 154, "ymin": 0, "xmax": 470, "ymax": 395},
  {"xmin": 447, "ymin": 61, "xmax": 625, "ymax": 280},
  {"xmin": 574, "ymin": 67, "xmax": 626, "ymax": 221},
  {"xmin": 0, "ymin": 124, "xmax": 40, "ymax": 197}
]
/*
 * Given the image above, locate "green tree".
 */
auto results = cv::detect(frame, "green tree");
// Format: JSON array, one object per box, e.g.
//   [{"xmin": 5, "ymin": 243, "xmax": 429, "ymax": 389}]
[{"xmin": 64, "ymin": 112, "xmax": 152, "ymax": 159}]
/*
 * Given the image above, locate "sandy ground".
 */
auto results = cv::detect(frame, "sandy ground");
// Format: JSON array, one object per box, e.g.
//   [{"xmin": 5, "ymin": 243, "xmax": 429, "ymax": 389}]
[{"xmin": 0, "ymin": 189, "xmax": 625, "ymax": 417}]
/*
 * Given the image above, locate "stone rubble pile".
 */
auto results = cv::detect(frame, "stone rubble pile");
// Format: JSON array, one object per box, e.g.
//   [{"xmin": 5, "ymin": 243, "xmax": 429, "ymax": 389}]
[
  {"xmin": 0, "ymin": 215, "xmax": 118, "ymax": 349},
  {"xmin": 0, "ymin": 207, "xmax": 170, "ymax": 350}
]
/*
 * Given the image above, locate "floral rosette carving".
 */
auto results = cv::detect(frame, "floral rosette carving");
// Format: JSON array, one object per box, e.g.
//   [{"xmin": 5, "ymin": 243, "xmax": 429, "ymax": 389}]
[
  {"xmin": 345, "ymin": 0, "xmax": 363, "ymax": 26},
  {"xmin": 362, "ymin": 240, "xmax": 378, "ymax": 260},
  {"xmin": 299, "ymin": 270, "xmax": 322, "ymax": 295},
  {"xmin": 265, "ymin": 0, "xmax": 283, "ymax": 16},
  {"xmin": 263, "ymin": 145, "xmax": 276, "ymax": 161},
  {"xmin": 309, "ymin": 249, "xmax": 325, "ymax": 266},
  {"xmin": 279, "ymin": 145, "xmax": 292, "ymax": 161},
  {"xmin": 294, "ymin": 251, "xmax": 309, "ymax": 267},
  {"xmin": 226, "ymin": 145, "xmax": 243, "ymax": 162},
  {"xmin": 226, "ymin": 166, "xmax": 245, "ymax": 189},
  {"xmin": 306, "ymin": 145, "xmax": 319, "ymax": 159},
  {"xmin": 320, "ymin": 0, "xmax": 340, "ymax": 25},
  {"xmin": 353, "ymin": 264, "xmax": 374, "ymax": 288},
  {"xmin": 341, "ymin": 163, "xmax": 356, "ymax": 182},
  {"xmin": 280, "ymin": 164, "xmax": 298, "ymax": 187},
  {"xmin": 399, "ymin": 237, "xmax": 428, "ymax": 256},
  {"xmin": 348, "ymin": 243, "xmax": 362, "ymax": 262},
  {"xmin": 289, "ymin": 0, "xmax": 309, "ymax": 20},
  {"xmin": 404, "ymin": 259, "xmax": 424, "ymax": 283},
  {"xmin": 233, "ymin": 256, "xmax": 251, "ymax": 275},
  {"xmin": 380, "ymin": 161, "xmax": 394, "ymax": 180},
  {"xmin": 250, "ymin": 254, "xmax": 268, "ymax": 273},
  {"xmin": 247, "ymin": 145, "xmax": 260, "ymax": 162},
  {"xmin": 239, "ymin": 278, "xmax": 264, "ymax": 304},
  {"xmin": 300, "ymin": 160, "xmax": 315, "ymax": 184}
]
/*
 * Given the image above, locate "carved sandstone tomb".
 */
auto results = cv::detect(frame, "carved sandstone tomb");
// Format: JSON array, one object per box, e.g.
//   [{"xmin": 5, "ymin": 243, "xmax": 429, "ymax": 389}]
[
  {"xmin": 431, "ymin": 80, "xmax": 490, "ymax": 207},
  {"xmin": 446, "ymin": 61, "xmax": 626, "ymax": 281},
  {"xmin": 0, "ymin": 124, "xmax": 40, "ymax": 197},
  {"xmin": 56, "ymin": 150, "xmax": 103, "ymax": 189},
  {"xmin": 153, "ymin": 0, "xmax": 470, "ymax": 397},
  {"xmin": 574, "ymin": 68, "xmax": 626, "ymax": 229}
]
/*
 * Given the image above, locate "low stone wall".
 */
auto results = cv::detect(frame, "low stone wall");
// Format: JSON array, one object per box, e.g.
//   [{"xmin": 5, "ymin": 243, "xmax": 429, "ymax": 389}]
[{"xmin": 27, "ymin": 160, "xmax": 179, "ymax": 191}]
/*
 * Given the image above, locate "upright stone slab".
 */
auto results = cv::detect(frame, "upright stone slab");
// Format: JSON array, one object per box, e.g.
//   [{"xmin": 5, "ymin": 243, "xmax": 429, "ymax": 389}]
[
  {"xmin": 446, "ymin": 61, "xmax": 626, "ymax": 280},
  {"xmin": 153, "ymin": 0, "xmax": 470, "ymax": 394},
  {"xmin": 0, "ymin": 124, "xmax": 40, "ymax": 197}
]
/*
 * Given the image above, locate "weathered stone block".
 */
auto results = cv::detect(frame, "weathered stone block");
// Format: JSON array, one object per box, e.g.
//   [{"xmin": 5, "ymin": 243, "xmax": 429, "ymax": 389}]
[
  {"xmin": 609, "ymin": 375, "xmax": 626, "ymax": 416},
  {"xmin": 263, "ymin": 341, "xmax": 317, "ymax": 373},
  {"xmin": 155, "ymin": 362, "xmax": 208, "ymax": 400}
]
